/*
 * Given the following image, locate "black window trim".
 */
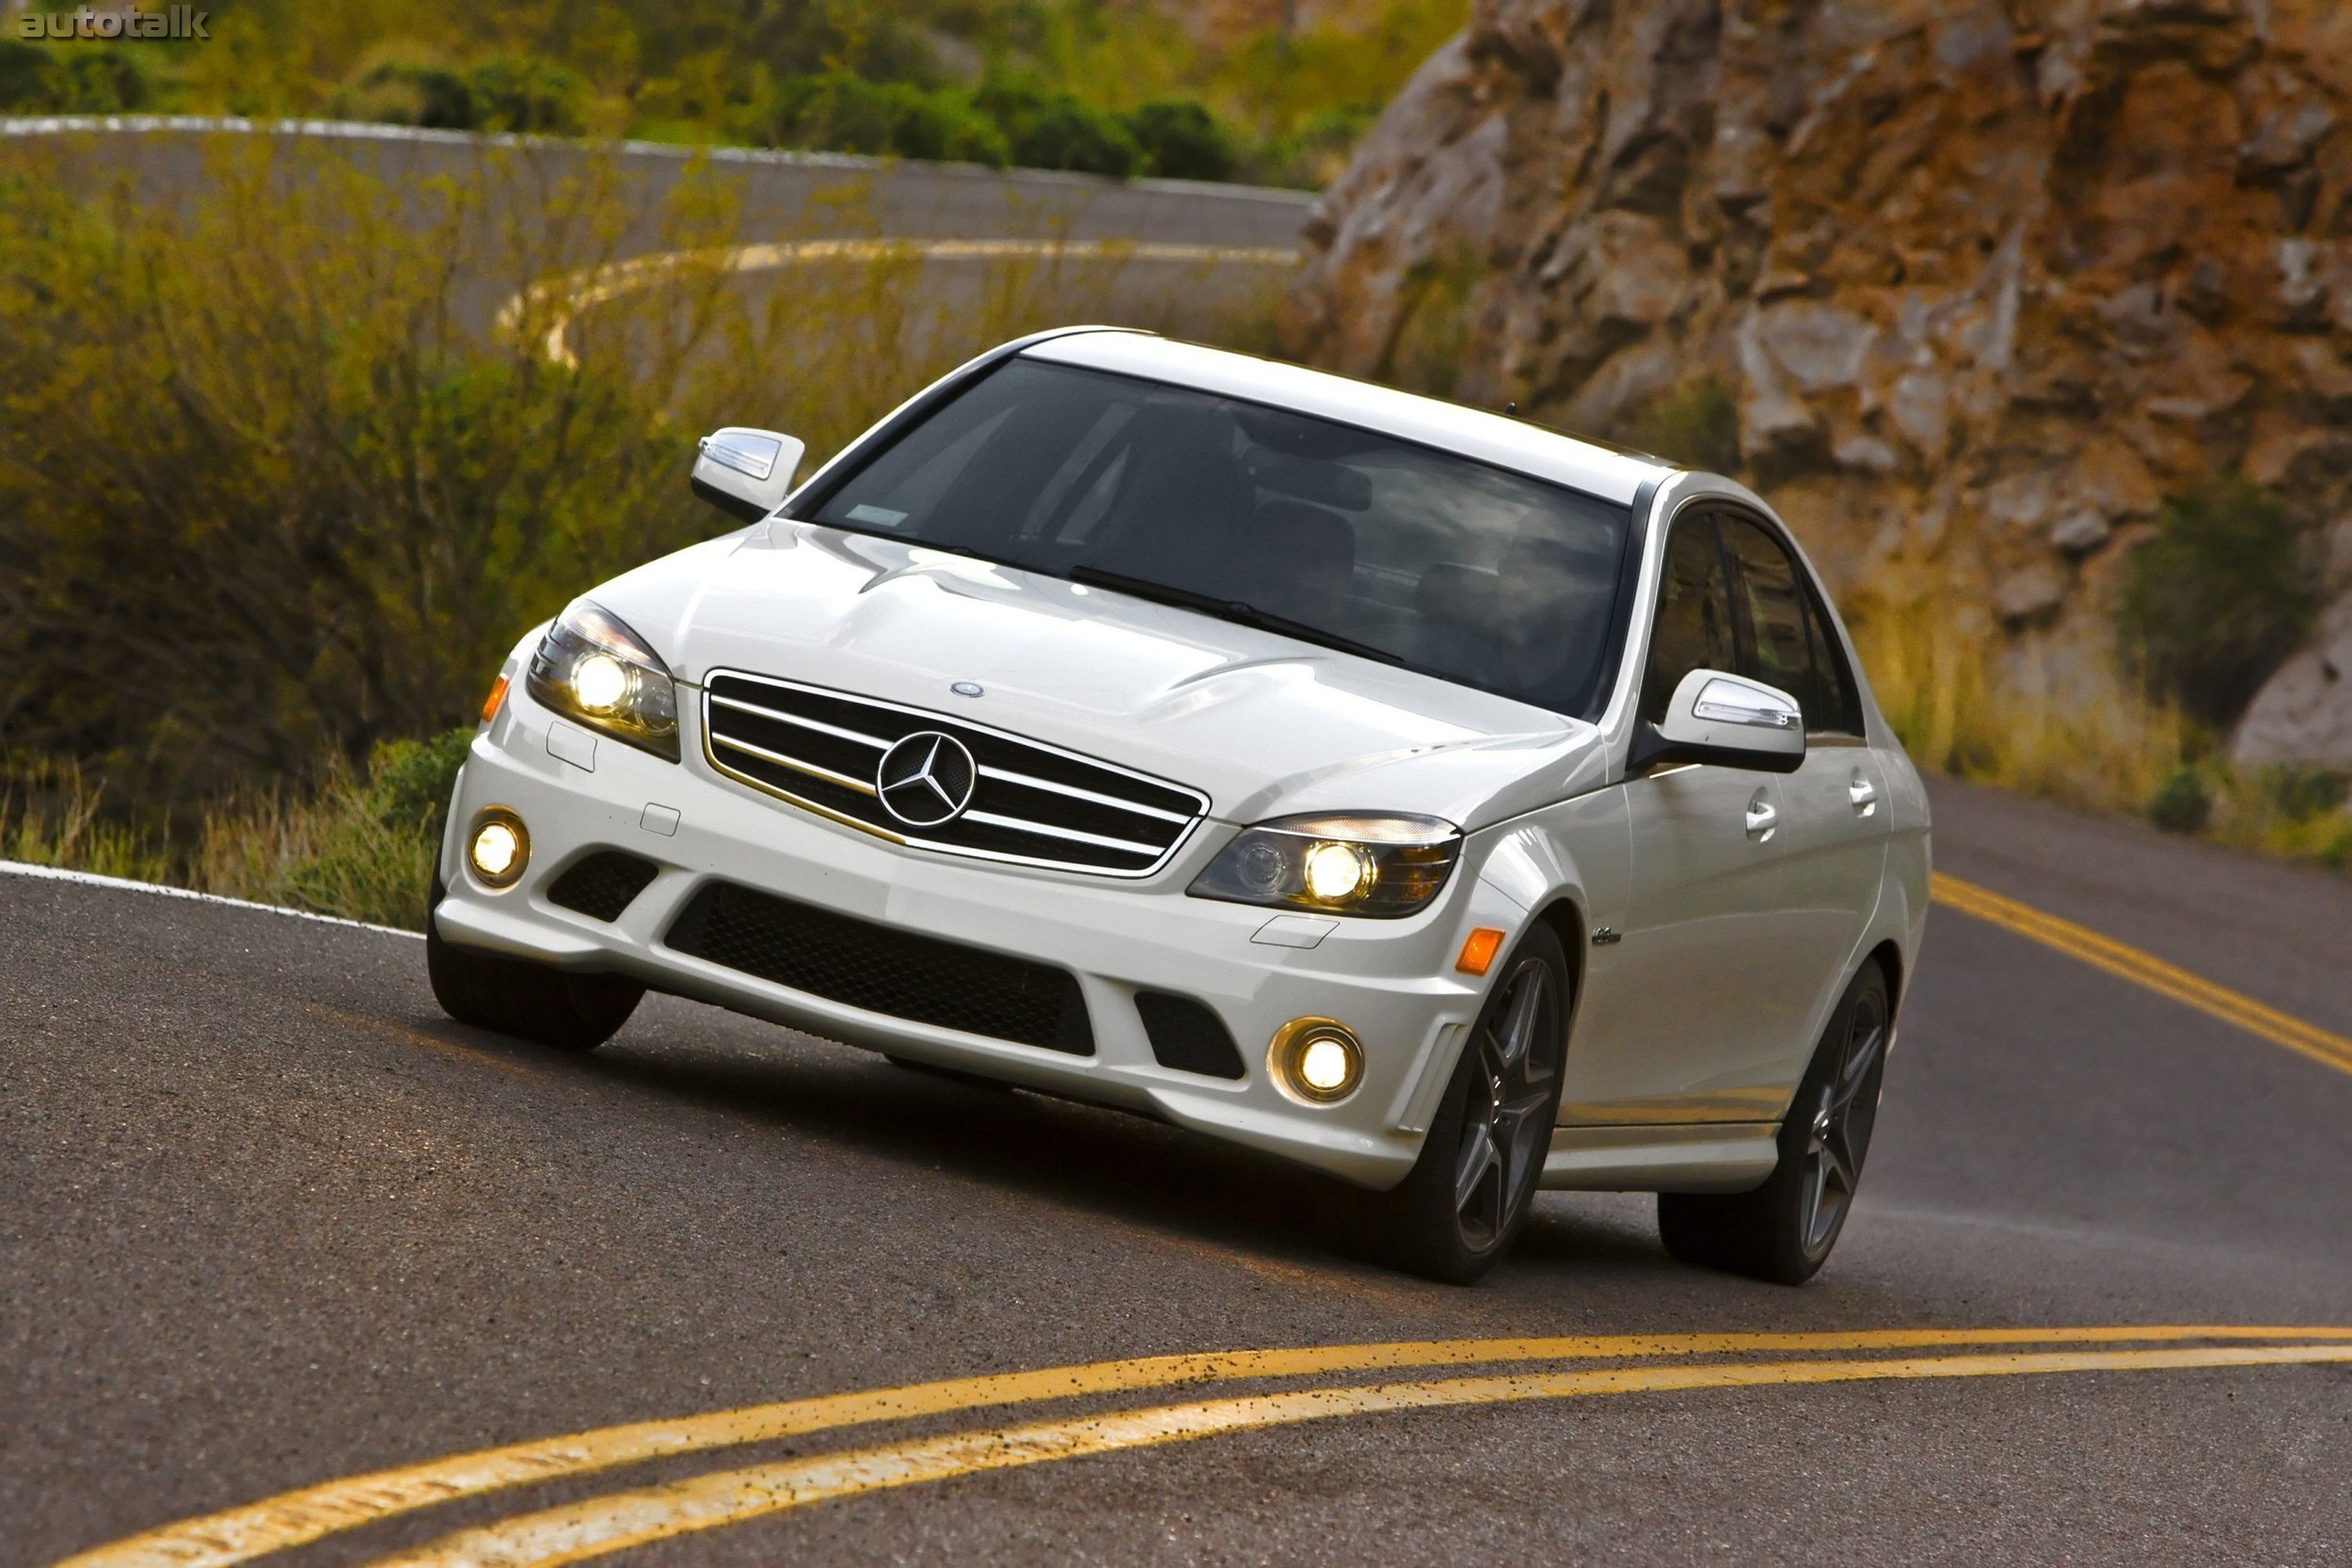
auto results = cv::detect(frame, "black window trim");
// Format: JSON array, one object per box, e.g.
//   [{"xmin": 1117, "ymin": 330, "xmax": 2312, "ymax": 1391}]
[{"xmin": 1708, "ymin": 502, "xmax": 1867, "ymax": 740}]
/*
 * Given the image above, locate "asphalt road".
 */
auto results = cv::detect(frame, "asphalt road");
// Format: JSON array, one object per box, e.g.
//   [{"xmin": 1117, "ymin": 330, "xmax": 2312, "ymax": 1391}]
[
  {"xmin": 6, "ymin": 775, "xmax": 2350, "ymax": 1566},
  {"xmin": 0, "ymin": 119, "xmax": 1311, "ymax": 350}
]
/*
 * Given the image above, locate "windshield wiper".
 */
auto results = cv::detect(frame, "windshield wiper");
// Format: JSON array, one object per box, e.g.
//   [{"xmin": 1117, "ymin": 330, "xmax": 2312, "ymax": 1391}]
[{"xmin": 1068, "ymin": 564, "xmax": 1405, "ymax": 669}]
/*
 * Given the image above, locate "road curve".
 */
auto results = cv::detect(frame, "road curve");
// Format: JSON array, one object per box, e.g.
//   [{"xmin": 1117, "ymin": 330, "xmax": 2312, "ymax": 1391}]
[
  {"xmin": 0, "ymin": 115, "xmax": 1312, "ymax": 255},
  {"xmin": 6, "ymin": 777, "xmax": 2350, "ymax": 1566}
]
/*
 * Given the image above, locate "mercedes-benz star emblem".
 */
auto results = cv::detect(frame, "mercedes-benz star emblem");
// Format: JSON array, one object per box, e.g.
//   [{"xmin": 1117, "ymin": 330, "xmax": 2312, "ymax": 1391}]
[{"xmin": 875, "ymin": 731, "xmax": 977, "ymax": 828}]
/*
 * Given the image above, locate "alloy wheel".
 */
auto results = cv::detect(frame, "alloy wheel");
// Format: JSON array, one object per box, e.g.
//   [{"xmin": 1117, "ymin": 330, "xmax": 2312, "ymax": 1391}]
[
  {"xmin": 1795, "ymin": 987, "xmax": 1888, "ymax": 1258},
  {"xmin": 1453, "ymin": 957, "xmax": 1563, "ymax": 1251}
]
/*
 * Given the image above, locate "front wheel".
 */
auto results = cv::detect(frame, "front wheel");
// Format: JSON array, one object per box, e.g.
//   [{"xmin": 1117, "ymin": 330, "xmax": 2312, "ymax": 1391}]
[
  {"xmin": 1658, "ymin": 959, "xmax": 1891, "ymax": 1285},
  {"xmin": 1357, "ymin": 923, "xmax": 1572, "ymax": 1284},
  {"xmin": 426, "ymin": 879, "xmax": 644, "ymax": 1053}
]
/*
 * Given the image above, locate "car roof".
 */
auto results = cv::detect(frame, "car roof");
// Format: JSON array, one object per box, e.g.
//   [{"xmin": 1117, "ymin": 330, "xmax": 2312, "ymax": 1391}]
[{"xmin": 1021, "ymin": 330, "xmax": 1673, "ymax": 508}]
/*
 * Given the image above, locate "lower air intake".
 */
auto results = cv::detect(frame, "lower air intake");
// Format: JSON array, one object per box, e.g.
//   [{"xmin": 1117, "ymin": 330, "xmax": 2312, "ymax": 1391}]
[
  {"xmin": 1136, "ymin": 991, "xmax": 1246, "ymax": 1080},
  {"xmin": 664, "ymin": 882, "xmax": 1094, "ymax": 1055},
  {"xmin": 545, "ymin": 850, "xmax": 660, "ymax": 922}
]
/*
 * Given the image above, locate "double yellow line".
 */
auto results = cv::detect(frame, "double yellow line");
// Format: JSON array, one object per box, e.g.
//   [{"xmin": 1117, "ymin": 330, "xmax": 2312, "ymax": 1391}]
[
  {"xmin": 62, "ymin": 1328, "xmax": 2352, "ymax": 1568},
  {"xmin": 1931, "ymin": 873, "xmax": 2352, "ymax": 1077}
]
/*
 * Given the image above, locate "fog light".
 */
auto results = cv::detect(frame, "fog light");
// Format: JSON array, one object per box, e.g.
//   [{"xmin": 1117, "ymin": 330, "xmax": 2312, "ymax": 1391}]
[
  {"xmin": 1269, "ymin": 1017, "xmax": 1364, "ymax": 1105},
  {"xmin": 468, "ymin": 807, "xmax": 529, "ymax": 889}
]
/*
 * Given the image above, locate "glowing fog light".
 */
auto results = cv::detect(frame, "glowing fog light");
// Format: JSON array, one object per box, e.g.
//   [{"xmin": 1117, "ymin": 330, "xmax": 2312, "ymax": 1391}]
[
  {"xmin": 1269, "ymin": 1017, "xmax": 1365, "ymax": 1106},
  {"xmin": 467, "ymin": 808, "xmax": 529, "ymax": 889},
  {"xmin": 1297, "ymin": 1036, "xmax": 1354, "ymax": 1093},
  {"xmin": 1302, "ymin": 840, "xmax": 1375, "ymax": 902},
  {"xmin": 570, "ymin": 652, "xmax": 630, "ymax": 715}
]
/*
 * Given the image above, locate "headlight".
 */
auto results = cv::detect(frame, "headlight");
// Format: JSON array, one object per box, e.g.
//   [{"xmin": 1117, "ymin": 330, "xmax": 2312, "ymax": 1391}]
[
  {"xmin": 526, "ymin": 598, "xmax": 680, "ymax": 761},
  {"xmin": 1187, "ymin": 813, "xmax": 1460, "ymax": 918}
]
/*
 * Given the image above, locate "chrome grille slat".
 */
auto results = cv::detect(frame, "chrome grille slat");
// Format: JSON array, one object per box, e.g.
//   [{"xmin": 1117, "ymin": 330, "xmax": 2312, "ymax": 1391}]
[
  {"xmin": 701, "ymin": 671, "xmax": 1208, "ymax": 878},
  {"xmin": 708, "ymin": 693, "xmax": 892, "ymax": 750},
  {"xmin": 710, "ymin": 733, "xmax": 880, "ymax": 796},
  {"xmin": 974, "ymin": 763, "xmax": 1196, "ymax": 825},
  {"xmin": 959, "ymin": 810, "xmax": 1168, "ymax": 856}
]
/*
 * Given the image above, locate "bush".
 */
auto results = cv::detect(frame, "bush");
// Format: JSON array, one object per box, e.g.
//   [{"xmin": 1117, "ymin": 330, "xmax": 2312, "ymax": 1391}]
[
  {"xmin": 339, "ymin": 56, "xmax": 584, "ymax": 135},
  {"xmin": 2146, "ymin": 767, "xmax": 2213, "ymax": 834},
  {"xmin": 2118, "ymin": 476, "xmax": 2320, "ymax": 729},
  {"xmin": 467, "ymin": 56, "xmax": 588, "ymax": 135},
  {"xmin": 276, "ymin": 729, "xmax": 473, "ymax": 927},
  {"xmin": 2258, "ymin": 765, "xmax": 2349, "ymax": 822},
  {"xmin": 976, "ymin": 82, "xmax": 1141, "ymax": 178},
  {"xmin": 0, "ymin": 40, "xmax": 46, "ymax": 109},
  {"xmin": 1126, "ymin": 100, "xmax": 1235, "ymax": 181},
  {"xmin": 1632, "ymin": 378, "xmax": 1741, "ymax": 473},
  {"xmin": 765, "ymin": 73, "xmax": 1008, "ymax": 166},
  {"xmin": 0, "ymin": 142, "xmax": 749, "ymax": 802}
]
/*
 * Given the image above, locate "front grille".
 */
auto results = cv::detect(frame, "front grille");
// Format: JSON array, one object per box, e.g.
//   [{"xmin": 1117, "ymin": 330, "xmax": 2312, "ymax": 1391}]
[
  {"xmin": 663, "ymin": 881, "xmax": 1094, "ymax": 1054},
  {"xmin": 700, "ymin": 672, "xmax": 1207, "ymax": 878},
  {"xmin": 1135, "ymin": 991, "xmax": 1246, "ymax": 1080},
  {"xmin": 545, "ymin": 850, "xmax": 660, "ymax": 922}
]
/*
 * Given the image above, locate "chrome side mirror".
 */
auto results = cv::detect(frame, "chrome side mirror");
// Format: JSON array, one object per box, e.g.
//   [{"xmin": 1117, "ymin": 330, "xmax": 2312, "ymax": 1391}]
[
  {"xmin": 691, "ymin": 427, "xmax": 806, "ymax": 523},
  {"xmin": 1629, "ymin": 668, "xmax": 1805, "ymax": 775}
]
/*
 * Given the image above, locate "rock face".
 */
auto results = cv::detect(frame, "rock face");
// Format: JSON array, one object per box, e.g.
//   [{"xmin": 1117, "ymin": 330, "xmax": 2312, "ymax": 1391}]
[{"xmin": 1281, "ymin": 0, "xmax": 2352, "ymax": 729}]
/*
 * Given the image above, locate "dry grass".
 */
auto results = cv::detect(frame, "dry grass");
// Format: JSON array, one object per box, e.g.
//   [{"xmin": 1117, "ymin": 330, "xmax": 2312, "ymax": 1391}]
[{"xmin": 1850, "ymin": 594, "xmax": 2350, "ymax": 869}]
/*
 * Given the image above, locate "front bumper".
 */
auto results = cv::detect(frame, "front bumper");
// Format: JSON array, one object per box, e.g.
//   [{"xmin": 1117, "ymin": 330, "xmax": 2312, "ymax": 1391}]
[{"xmin": 436, "ymin": 683, "xmax": 1534, "ymax": 1187}]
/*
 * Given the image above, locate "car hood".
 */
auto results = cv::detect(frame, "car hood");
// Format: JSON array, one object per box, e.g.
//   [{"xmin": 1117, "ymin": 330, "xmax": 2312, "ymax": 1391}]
[{"xmin": 591, "ymin": 523, "xmax": 1612, "ymax": 829}]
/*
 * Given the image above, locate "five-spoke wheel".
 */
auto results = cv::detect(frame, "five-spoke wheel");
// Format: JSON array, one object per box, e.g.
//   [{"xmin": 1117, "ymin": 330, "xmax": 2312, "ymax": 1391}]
[
  {"xmin": 1660, "ymin": 959, "xmax": 1892, "ymax": 1285},
  {"xmin": 1358, "ymin": 923, "xmax": 1572, "ymax": 1284}
]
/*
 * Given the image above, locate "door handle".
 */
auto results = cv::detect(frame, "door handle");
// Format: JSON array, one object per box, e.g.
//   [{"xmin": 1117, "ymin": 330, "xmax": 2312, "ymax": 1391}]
[
  {"xmin": 1848, "ymin": 772, "xmax": 1879, "ymax": 815},
  {"xmin": 1744, "ymin": 799, "xmax": 1778, "ymax": 841}
]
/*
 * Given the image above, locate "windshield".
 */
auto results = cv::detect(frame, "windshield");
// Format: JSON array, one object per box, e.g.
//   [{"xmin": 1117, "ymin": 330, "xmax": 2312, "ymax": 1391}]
[{"xmin": 801, "ymin": 357, "xmax": 1636, "ymax": 716}]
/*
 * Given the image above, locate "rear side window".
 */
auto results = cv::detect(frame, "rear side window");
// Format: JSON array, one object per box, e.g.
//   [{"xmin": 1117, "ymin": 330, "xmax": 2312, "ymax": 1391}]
[
  {"xmin": 1639, "ymin": 514, "xmax": 1736, "ymax": 724},
  {"xmin": 1719, "ymin": 515, "xmax": 1863, "ymax": 736}
]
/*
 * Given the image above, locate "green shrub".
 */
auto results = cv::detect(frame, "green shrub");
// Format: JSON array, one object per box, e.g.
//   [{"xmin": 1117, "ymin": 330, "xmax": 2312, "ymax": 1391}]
[
  {"xmin": 467, "ymin": 56, "xmax": 588, "ymax": 135},
  {"xmin": 338, "ymin": 56, "xmax": 583, "ymax": 135},
  {"xmin": 277, "ymin": 729, "xmax": 473, "ymax": 927},
  {"xmin": 766, "ymin": 73, "xmax": 1008, "ymax": 166},
  {"xmin": 1632, "ymin": 378, "xmax": 1741, "ymax": 473},
  {"xmin": 976, "ymin": 81, "xmax": 1141, "ymax": 178},
  {"xmin": 2118, "ymin": 476, "xmax": 2320, "ymax": 728},
  {"xmin": 2258, "ymin": 765, "xmax": 2349, "ymax": 822},
  {"xmin": 0, "ymin": 40, "xmax": 46, "ymax": 109},
  {"xmin": 2146, "ymin": 767, "xmax": 2213, "ymax": 834},
  {"xmin": 1127, "ymin": 100, "xmax": 1235, "ymax": 181}
]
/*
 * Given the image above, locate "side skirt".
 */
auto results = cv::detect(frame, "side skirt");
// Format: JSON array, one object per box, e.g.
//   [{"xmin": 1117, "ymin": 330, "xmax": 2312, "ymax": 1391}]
[{"xmin": 1540, "ymin": 1121, "xmax": 1780, "ymax": 1194}]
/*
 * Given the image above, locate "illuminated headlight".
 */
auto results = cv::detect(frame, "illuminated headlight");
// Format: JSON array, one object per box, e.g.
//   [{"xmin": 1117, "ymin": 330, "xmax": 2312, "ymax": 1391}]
[
  {"xmin": 526, "ymin": 599, "xmax": 680, "ymax": 761},
  {"xmin": 467, "ymin": 806, "xmax": 529, "ymax": 888},
  {"xmin": 1188, "ymin": 814, "xmax": 1460, "ymax": 919}
]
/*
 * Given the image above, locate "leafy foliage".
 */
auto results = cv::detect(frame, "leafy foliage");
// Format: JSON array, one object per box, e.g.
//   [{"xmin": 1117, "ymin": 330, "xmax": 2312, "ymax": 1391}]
[{"xmin": 2118, "ymin": 476, "xmax": 2321, "ymax": 729}]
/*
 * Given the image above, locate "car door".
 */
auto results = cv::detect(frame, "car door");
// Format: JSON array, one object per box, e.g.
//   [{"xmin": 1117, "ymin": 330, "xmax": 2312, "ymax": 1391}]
[
  {"xmin": 1717, "ymin": 514, "xmax": 1893, "ymax": 1097},
  {"xmin": 1561, "ymin": 509, "xmax": 1800, "ymax": 1126}
]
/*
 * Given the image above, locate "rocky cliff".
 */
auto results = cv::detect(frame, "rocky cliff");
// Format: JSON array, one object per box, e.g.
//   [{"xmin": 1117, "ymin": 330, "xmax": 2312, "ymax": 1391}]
[{"xmin": 1280, "ymin": 0, "xmax": 2352, "ymax": 765}]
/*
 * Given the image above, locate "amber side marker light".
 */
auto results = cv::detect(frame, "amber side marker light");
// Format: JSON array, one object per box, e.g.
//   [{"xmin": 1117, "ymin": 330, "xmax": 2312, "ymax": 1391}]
[
  {"xmin": 481, "ymin": 673, "xmax": 511, "ymax": 723},
  {"xmin": 1456, "ymin": 927, "xmax": 1506, "ymax": 975}
]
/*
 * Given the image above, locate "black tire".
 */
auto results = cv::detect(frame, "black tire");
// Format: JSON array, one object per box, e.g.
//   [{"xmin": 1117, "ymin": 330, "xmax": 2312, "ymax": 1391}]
[
  {"xmin": 425, "ymin": 878, "xmax": 643, "ymax": 1053},
  {"xmin": 1357, "ymin": 923, "xmax": 1573, "ymax": 1285},
  {"xmin": 1659, "ymin": 959, "xmax": 1892, "ymax": 1286}
]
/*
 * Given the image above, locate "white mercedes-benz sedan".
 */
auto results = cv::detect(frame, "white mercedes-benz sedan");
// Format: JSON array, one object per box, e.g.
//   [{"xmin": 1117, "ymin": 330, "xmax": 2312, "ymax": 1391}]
[{"xmin": 429, "ymin": 326, "xmax": 1931, "ymax": 1285}]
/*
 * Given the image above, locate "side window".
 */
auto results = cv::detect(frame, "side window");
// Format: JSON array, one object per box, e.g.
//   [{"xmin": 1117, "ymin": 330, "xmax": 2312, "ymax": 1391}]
[
  {"xmin": 1640, "ymin": 513, "xmax": 1735, "ymax": 723},
  {"xmin": 1720, "ymin": 515, "xmax": 1860, "ymax": 735},
  {"xmin": 1801, "ymin": 590, "xmax": 1867, "ymax": 736}
]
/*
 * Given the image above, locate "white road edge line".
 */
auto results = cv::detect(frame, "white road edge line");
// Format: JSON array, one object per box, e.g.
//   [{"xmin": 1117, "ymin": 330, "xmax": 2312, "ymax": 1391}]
[{"xmin": 0, "ymin": 861, "xmax": 422, "ymax": 940}]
